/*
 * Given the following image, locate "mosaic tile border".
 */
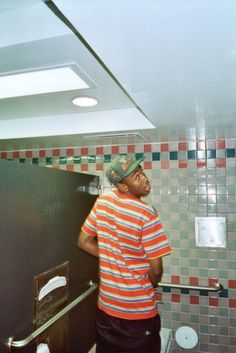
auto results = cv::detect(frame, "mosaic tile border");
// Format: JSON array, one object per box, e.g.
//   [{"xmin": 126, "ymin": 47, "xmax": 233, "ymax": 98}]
[{"xmin": 0, "ymin": 143, "xmax": 235, "ymax": 171}]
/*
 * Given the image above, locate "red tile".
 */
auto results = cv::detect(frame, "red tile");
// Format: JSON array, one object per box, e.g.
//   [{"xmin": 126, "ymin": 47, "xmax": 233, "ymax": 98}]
[
  {"xmin": 172, "ymin": 294, "xmax": 180, "ymax": 303},
  {"xmin": 144, "ymin": 144, "xmax": 152, "ymax": 153},
  {"xmin": 197, "ymin": 159, "xmax": 206, "ymax": 168},
  {"xmin": 229, "ymin": 280, "xmax": 236, "ymax": 289},
  {"xmin": 81, "ymin": 148, "xmax": 88, "ymax": 156},
  {"xmin": 96, "ymin": 163, "xmax": 103, "ymax": 171},
  {"xmin": 161, "ymin": 143, "xmax": 169, "ymax": 152},
  {"xmin": 189, "ymin": 277, "xmax": 199, "ymax": 286},
  {"xmin": 179, "ymin": 160, "xmax": 188, "ymax": 168},
  {"xmin": 13, "ymin": 151, "xmax": 19, "ymax": 159},
  {"xmin": 178, "ymin": 142, "xmax": 187, "ymax": 151},
  {"xmin": 216, "ymin": 139, "xmax": 225, "ymax": 149},
  {"xmin": 208, "ymin": 278, "xmax": 218, "ymax": 287},
  {"xmin": 39, "ymin": 149, "xmax": 46, "ymax": 158},
  {"xmin": 171, "ymin": 275, "xmax": 180, "ymax": 284},
  {"xmin": 161, "ymin": 160, "xmax": 169, "ymax": 169},
  {"xmin": 209, "ymin": 297, "xmax": 219, "ymax": 307},
  {"xmin": 216, "ymin": 158, "xmax": 226, "ymax": 168},
  {"xmin": 190, "ymin": 296, "xmax": 199, "ymax": 305},
  {"xmin": 0, "ymin": 152, "xmax": 7, "ymax": 159},
  {"xmin": 26, "ymin": 150, "xmax": 32, "ymax": 158},
  {"xmin": 81, "ymin": 164, "xmax": 88, "ymax": 172},
  {"xmin": 144, "ymin": 161, "xmax": 152, "ymax": 170},
  {"xmin": 127, "ymin": 145, "xmax": 135, "ymax": 153},
  {"xmin": 66, "ymin": 148, "xmax": 74, "ymax": 156},
  {"xmin": 111, "ymin": 145, "xmax": 119, "ymax": 154},
  {"xmin": 52, "ymin": 149, "xmax": 60, "ymax": 157},
  {"xmin": 229, "ymin": 299, "xmax": 236, "ymax": 308},
  {"xmin": 66, "ymin": 165, "xmax": 74, "ymax": 172},
  {"xmin": 96, "ymin": 147, "xmax": 104, "ymax": 155}
]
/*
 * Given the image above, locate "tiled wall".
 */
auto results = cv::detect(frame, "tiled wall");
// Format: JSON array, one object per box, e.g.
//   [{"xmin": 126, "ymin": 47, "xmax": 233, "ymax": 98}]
[{"xmin": 1, "ymin": 139, "xmax": 236, "ymax": 353}]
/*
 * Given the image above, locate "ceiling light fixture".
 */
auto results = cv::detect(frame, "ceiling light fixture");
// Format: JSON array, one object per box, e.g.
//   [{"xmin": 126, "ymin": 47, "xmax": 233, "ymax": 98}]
[
  {"xmin": 72, "ymin": 96, "xmax": 98, "ymax": 107},
  {"xmin": 0, "ymin": 66, "xmax": 89, "ymax": 99}
]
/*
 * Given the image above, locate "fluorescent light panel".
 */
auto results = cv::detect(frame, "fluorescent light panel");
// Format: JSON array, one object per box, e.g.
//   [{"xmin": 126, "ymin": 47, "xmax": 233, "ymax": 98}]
[{"xmin": 0, "ymin": 66, "xmax": 89, "ymax": 99}]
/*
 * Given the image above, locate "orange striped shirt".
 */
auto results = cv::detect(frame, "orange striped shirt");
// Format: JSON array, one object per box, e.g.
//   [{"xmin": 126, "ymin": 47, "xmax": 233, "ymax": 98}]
[{"xmin": 82, "ymin": 190, "xmax": 172, "ymax": 319}]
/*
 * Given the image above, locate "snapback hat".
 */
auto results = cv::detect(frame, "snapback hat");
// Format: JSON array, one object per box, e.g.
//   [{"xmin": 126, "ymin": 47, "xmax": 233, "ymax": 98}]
[{"xmin": 106, "ymin": 154, "xmax": 145, "ymax": 185}]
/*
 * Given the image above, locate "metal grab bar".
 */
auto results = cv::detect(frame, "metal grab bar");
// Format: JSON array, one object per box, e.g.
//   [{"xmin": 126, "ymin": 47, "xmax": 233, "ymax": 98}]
[
  {"xmin": 6, "ymin": 281, "xmax": 98, "ymax": 351},
  {"xmin": 158, "ymin": 281, "xmax": 224, "ymax": 292}
]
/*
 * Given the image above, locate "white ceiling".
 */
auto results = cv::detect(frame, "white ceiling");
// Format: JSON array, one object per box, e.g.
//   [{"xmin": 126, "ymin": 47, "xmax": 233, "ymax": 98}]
[{"xmin": 0, "ymin": 0, "xmax": 236, "ymax": 150}]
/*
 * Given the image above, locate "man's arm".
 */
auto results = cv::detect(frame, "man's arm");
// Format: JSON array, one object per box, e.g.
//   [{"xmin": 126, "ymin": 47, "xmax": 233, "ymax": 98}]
[
  {"xmin": 148, "ymin": 257, "xmax": 163, "ymax": 287},
  {"xmin": 77, "ymin": 230, "xmax": 99, "ymax": 258}
]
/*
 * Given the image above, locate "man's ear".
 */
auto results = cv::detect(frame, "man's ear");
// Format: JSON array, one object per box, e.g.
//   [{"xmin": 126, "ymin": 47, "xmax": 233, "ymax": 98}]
[{"xmin": 116, "ymin": 182, "xmax": 129, "ymax": 193}]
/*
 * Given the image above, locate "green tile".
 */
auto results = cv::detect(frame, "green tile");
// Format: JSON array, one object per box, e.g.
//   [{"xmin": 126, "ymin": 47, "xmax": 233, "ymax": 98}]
[
  {"xmin": 180, "ymin": 267, "xmax": 189, "ymax": 276},
  {"xmin": 189, "ymin": 258, "xmax": 198, "ymax": 267},
  {"xmin": 199, "ymin": 269, "xmax": 208, "ymax": 277},
  {"xmin": 180, "ymin": 249, "xmax": 189, "ymax": 257}
]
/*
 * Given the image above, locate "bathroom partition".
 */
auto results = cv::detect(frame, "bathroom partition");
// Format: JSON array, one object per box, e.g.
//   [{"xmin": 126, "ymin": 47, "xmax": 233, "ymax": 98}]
[{"xmin": 0, "ymin": 160, "xmax": 99, "ymax": 353}]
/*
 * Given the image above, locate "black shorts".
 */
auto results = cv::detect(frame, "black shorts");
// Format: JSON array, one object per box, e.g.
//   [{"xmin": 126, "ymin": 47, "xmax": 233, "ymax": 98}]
[{"xmin": 96, "ymin": 308, "xmax": 161, "ymax": 353}]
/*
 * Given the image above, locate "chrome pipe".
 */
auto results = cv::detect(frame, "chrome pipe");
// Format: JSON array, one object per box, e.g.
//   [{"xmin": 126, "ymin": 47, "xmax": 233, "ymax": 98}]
[
  {"xmin": 158, "ymin": 281, "xmax": 224, "ymax": 292},
  {"xmin": 6, "ymin": 281, "xmax": 98, "ymax": 351}
]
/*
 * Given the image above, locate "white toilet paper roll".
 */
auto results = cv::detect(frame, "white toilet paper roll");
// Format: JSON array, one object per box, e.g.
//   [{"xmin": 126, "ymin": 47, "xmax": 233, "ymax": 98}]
[
  {"xmin": 175, "ymin": 326, "xmax": 198, "ymax": 349},
  {"xmin": 36, "ymin": 343, "xmax": 50, "ymax": 353}
]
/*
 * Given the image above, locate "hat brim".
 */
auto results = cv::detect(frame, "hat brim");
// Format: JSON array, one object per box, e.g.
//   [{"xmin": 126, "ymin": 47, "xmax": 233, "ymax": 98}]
[{"xmin": 122, "ymin": 156, "xmax": 145, "ymax": 179}]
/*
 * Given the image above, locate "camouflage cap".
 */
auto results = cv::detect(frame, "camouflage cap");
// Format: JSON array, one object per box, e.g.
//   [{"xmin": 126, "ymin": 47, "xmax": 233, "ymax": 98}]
[{"xmin": 106, "ymin": 154, "xmax": 145, "ymax": 185}]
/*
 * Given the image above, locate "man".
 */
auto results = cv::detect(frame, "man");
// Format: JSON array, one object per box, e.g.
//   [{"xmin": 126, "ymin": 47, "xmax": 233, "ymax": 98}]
[{"xmin": 78, "ymin": 154, "xmax": 172, "ymax": 353}]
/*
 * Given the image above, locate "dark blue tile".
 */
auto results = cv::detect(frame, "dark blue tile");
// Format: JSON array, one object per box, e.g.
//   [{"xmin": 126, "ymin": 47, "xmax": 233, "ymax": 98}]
[
  {"xmin": 73, "ymin": 156, "xmax": 81, "ymax": 164},
  {"xmin": 135, "ymin": 153, "xmax": 144, "ymax": 160},
  {"xmin": 219, "ymin": 289, "xmax": 228, "ymax": 298},
  {"xmin": 180, "ymin": 289, "xmax": 190, "ymax": 295},
  {"xmin": 207, "ymin": 149, "xmax": 216, "ymax": 159},
  {"xmin": 187, "ymin": 150, "xmax": 196, "ymax": 160},
  {"xmin": 104, "ymin": 154, "xmax": 111, "ymax": 163},
  {"xmin": 152, "ymin": 152, "xmax": 160, "ymax": 161},
  {"xmin": 59, "ymin": 157, "xmax": 67, "ymax": 164},
  {"xmin": 162, "ymin": 287, "xmax": 171, "ymax": 293},
  {"xmin": 170, "ymin": 151, "xmax": 178, "ymax": 160},
  {"xmin": 88, "ymin": 155, "xmax": 96, "ymax": 163},
  {"xmin": 32, "ymin": 158, "xmax": 39, "ymax": 164},
  {"xmin": 226, "ymin": 148, "xmax": 235, "ymax": 158},
  {"xmin": 46, "ymin": 157, "xmax": 52, "ymax": 165}
]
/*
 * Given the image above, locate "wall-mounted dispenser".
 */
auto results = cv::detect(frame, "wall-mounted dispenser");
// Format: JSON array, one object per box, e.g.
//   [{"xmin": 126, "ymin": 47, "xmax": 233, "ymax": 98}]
[{"xmin": 195, "ymin": 217, "xmax": 226, "ymax": 248}]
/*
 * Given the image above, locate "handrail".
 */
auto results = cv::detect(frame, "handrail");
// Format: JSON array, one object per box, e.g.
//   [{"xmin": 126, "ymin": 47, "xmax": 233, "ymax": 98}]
[
  {"xmin": 158, "ymin": 281, "xmax": 224, "ymax": 292},
  {"xmin": 6, "ymin": 281, "xmax": 98, "ymax": 351}
]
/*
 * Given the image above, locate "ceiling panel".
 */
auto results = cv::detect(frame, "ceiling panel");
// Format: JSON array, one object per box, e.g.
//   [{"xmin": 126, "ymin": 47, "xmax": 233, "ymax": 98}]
[{"xmin": 0, "ymin": 0, "xmax": 236, "ymax": 150}]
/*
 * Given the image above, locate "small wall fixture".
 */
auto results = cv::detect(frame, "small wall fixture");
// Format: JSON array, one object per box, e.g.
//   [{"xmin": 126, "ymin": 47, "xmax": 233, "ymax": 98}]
[{"xmin": 72, "ymin": 96, "xmax": 98, "ymax": 107}]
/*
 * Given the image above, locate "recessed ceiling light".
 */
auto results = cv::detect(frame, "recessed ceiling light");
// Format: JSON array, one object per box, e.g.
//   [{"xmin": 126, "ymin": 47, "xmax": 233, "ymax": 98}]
[
  {"xmin": 0, "ymin": 66, "xmax": 89, "ymax": 99},
  {"xmin": 72, "ymin": 96, "xmax": 98, "ymax": 107}
]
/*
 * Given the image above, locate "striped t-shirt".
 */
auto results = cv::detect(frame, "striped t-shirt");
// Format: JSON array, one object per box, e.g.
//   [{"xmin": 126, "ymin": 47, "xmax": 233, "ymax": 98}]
[{"xmin": 81, "ymin": 189, "xmax": 172, "ymax": 320}]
